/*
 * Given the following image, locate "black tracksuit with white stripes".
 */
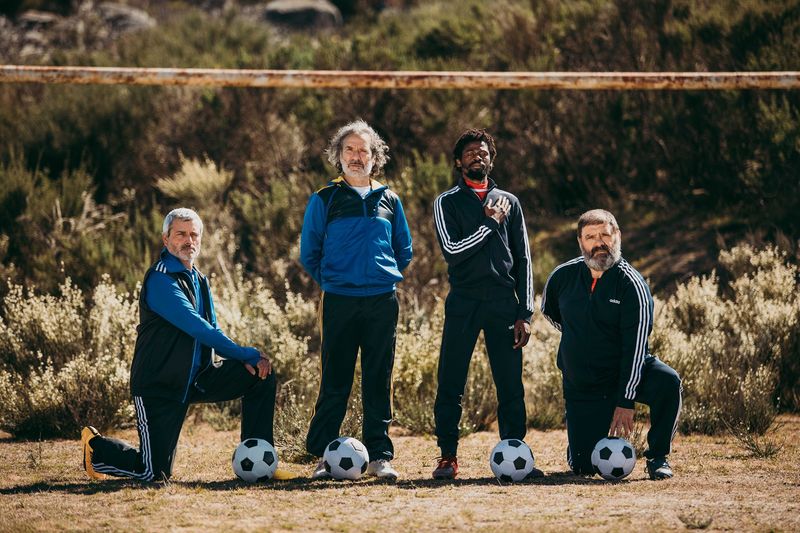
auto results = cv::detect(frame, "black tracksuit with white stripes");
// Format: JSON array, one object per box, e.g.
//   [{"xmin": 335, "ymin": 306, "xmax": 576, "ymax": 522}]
[
  {"xmin": 541, "ymin": 256, "xmax": 682, "ymax": 474},
  {"xmin": 433, "ymin": 178, "xmax": 534, "ymax": 456}
]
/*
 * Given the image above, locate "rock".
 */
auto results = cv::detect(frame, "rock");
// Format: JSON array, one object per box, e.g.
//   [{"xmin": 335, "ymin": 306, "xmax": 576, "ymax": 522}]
[
  {"xmin": 3, "ymin": 2, "xmax": 157, "ymax": 59},
  {"xmin": 23, "ymin": 29, "xmax": 48, "ymax": 46},
  {"xmin": 20, "ymin": 30, "xmax": 49, "ymax": 59},
  {"xmin": 17, "ymin": 10, "xmax": 61, "ymax": 31},
  {"xmin": 263, "ymin": 0, "xmax": 342, "ymax": 30},
  {"xmin": 97, "ymin": 2, "xmax": 156, "ymax": 34}
]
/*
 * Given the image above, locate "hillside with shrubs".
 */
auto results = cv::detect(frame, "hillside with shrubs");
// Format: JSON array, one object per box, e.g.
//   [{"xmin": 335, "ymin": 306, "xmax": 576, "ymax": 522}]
[{"xmin": 0, "ymin": 0, "xmax": 798, "ymax": 443}]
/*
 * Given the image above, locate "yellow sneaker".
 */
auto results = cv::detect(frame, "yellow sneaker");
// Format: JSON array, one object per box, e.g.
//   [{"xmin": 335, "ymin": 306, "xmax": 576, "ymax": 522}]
[
  {"xmin": 272, "ymin": 467, "xmax": 300, "ymax": 481},
  {"xmin": 81, "ymin": 426, "xmax": 107, "ymax": 480}
]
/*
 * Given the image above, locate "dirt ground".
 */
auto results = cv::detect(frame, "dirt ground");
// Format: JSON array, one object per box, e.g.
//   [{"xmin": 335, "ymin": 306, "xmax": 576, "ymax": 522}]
[{"xmin": 1, "ymin": 416, "xmax": 798, "ymax": 532}]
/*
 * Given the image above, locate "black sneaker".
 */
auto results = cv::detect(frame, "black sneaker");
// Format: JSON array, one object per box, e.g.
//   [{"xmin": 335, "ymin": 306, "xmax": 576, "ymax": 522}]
[{"xmin": 646, "ymin": 457, "xmax": 673, "ymax": 480}]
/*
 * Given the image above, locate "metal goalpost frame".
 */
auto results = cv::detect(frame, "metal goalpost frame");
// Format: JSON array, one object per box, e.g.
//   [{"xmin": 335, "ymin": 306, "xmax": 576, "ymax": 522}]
[{"xmin": 1, "ymin": 65, "xmax": 799, "ymax": 90}]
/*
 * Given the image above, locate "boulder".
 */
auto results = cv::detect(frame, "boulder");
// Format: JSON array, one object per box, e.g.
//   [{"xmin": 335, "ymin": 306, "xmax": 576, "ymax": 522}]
[
  {"xmin": 96, "ymin": 2, "xmax": 156, "ymax": 34},
  {"xmin": 17, "ymin": 10, "xmax": 61, "ymax": 31},
  {"xmin": 263, "ymin": 0, "xmax": 342, "ymax": 30}
]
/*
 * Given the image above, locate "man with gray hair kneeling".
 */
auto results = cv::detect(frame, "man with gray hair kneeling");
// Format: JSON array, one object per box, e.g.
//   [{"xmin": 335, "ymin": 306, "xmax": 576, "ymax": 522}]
[
  {"xmin": 81, "ymin": 208, "xmax": 295, "ymax": 482},
  {"xmin": 541, "ymin": 209, "xmax": 682, "ymax": 480}
]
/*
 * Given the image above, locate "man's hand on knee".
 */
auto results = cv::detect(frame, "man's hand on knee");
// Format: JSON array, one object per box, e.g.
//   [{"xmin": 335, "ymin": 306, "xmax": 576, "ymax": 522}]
[
  {"xmin": 245, "ymin": 351, "xmax": 272, "ymax": 379},
  {"xmin": 609, "ymin": 406, "xmax": 634, "ymax": 437}
]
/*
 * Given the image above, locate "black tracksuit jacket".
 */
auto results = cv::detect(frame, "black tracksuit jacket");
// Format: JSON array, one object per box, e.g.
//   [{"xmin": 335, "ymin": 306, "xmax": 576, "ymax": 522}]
[
  {"xmin": 540, "ymin": 256, "xmax": 654, "ymax": 408},
  {"xmin": 433, "ymin": 177, "xmax": 534, "ymax": 322}
]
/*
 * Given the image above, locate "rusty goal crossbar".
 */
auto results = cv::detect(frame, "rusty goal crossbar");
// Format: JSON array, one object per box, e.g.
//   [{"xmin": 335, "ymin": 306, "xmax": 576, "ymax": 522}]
[{"xmin": 1, "ymin": 65, "xmax": 799, "ymax": 90}]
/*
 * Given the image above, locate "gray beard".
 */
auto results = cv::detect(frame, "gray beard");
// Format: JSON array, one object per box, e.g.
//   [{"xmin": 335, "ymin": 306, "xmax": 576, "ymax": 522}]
[
  {"xmin": 582, "ymin": 243, "xmax": 621, "ymax": 271},
  {"xmin": 341, "ymin": 155, "xmax": 373, "ymax": 180}
]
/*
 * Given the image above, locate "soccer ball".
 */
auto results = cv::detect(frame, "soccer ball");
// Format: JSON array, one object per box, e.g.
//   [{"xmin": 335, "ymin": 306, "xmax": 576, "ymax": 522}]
[
  {"xmin": 232, "ymin": 438, "xmax": 278, "ymax": 482},
  {"xmin": 591, "ymin": 437, "xmax": 636, "ymax": 481},
  {"xmin": 323, "ymin": 437, "xmax": 369, "ymax": 480},
  {"xmin": 489, "ymin": 439, "xmax": 536, "ymax": 482}
]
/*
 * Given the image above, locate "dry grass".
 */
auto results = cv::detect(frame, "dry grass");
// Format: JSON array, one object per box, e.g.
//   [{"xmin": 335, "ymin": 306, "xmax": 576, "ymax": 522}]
[{"xmin": 2, "ymin": 417, "xmax": 799, "ymax": 532}]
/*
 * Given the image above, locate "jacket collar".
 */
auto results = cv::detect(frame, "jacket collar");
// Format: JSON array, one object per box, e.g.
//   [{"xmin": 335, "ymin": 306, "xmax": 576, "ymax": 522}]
[
  {"xmin": 457, "ymin": 176, "xmax": 497, "ymax": 193},
  {"xmin": 331, "ymin": 175, "xmax": 389, "ymax": 193},
  {"xmin": 159, "ymin": 247, "xmax": 200, "ymax": 276}
]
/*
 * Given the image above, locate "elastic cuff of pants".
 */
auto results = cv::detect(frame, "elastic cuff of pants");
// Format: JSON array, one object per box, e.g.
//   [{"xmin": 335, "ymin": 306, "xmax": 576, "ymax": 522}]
[
  {"xmin": 369, "ymin": 451, "xmax": 394, "ymax": 461},
  {"xmin": 643, "ymin": 450, "xmax": 667, "ymax": 460}
]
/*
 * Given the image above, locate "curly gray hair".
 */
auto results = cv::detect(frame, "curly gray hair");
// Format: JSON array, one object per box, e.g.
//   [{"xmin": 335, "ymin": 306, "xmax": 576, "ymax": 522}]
[{"xmin": 325, "ymin": 119, "xmax": 390, "ymax": 176}]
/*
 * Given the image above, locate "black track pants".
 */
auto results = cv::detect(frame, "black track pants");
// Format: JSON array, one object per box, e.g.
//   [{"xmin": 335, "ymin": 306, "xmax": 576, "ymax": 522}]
[
  {"xmin": 434, "ymin": 291, "xmax": 527, "ymax": 456},
  {"xmin": 90, "ymin": 360, "xmax": 277, "ymax": 481},
  {"xmin": 565, "ymin": 356, "xmax": 682, "ymax": 475},
  {"xmin": 306, "ymin": 291, "xmax": 398, "ymax": 460}
]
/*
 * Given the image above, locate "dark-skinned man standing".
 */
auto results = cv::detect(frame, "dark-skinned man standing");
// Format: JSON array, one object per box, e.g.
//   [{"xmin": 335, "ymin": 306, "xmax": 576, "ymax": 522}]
[{"xmin": 431, "ymin": 128, "xmax": 540, "ymax": 480}]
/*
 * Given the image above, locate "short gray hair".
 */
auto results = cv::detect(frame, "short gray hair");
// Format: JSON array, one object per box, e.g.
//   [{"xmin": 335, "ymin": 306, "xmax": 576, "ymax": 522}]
[
  {"xmin": 577, "ymin": 209, "xmax": 619, "ymax": 238},
  {"xmin": 325, "ymin": 119, "xmax": 389, "ymax": 175},
  {"xmin": 162, "ymin": 208, "xmax": 203, "ymax": 236}
]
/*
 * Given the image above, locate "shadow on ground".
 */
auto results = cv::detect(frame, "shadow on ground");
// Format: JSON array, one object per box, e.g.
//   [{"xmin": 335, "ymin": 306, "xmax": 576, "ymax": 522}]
[{"xmin": 1, "ymin": 471, "xmax": 622, "ymax": 495}]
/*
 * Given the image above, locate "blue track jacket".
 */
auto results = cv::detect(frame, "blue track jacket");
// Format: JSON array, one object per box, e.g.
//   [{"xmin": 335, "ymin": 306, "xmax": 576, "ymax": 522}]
[
  {"xmin": 300, "ymin": 177, "xmax": 413, "ymax": 296},
  {"xmin": 135, "ymin": 248, "xmax": 260, "ymax": 401}
]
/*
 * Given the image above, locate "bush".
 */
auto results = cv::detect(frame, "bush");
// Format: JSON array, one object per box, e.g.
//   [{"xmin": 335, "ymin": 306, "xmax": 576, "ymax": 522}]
[
  {"xmin": 523, "ymin": 304, "xmax": 565, "ymax": 430},
  {"xmin": 1, "ymin": 242, "xmax": 797, "ymax": 440},
  {"xmin": 0, "ymin": 157, "xmax": 160, "ymax": 292},
  {"xmin": 0, "ymin": 278, "xmax": 137, "ymax": 438},
  {"xmin": 212, "ymin": 265, "xmax": 317, "ymax": 399},
  {"xmin": 393, "ymin": 298, "xmax": 499, "ymax": 436},
  {"xmin": 651, "ymin": 244, "xmax": 799, "ymax": 434}
]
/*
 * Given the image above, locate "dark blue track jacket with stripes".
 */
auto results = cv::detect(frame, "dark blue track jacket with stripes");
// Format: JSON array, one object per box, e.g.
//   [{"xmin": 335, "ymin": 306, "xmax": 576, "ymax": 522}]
[
  {"xmin": 300, "ymin": 177, "xmax": 413, "ymax": 296},
  {"xmin": 130, "ymin": 248, "xmax": 261, "ymax": 402},
  {"xmin": 540, "ymin": 256, "xmax": 653, "ymax": 408}
]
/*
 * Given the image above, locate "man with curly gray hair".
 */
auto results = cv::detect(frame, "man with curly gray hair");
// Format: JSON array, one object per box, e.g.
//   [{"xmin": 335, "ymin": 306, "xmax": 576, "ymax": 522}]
[
  {"xmin": 301, "ymin": 120, "xmax": 413, "ymax": 481},
  {"xmin": 325, "ymin": 119, "xmax": 390, "ymax": 177}
]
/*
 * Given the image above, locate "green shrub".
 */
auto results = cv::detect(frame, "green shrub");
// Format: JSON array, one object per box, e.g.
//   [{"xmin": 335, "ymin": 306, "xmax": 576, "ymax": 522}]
[
  {"xmin": 394, "ymin": 298, "xmax": 503, "ymax": 436},
  {"xmin": 523, "ymin": 304, "xmax": 565, "ymax": 430},
  {"xmin": 3, "ymin": 0, "xmax": 799, "ymax": 300},
  {"xmin": 0, "ymin": 157, "xmax": 159, "ymax": 292},
  {"xmin": 212, "ymin": 265, "xmax": 317, "ymax": 399},
  {"xmin": 0, "ymin": 277, "xmax": 137, "ymax": 438},
  {"xmin": 651, "ymin": 244, "xmax": 799, "ymax": 434}
]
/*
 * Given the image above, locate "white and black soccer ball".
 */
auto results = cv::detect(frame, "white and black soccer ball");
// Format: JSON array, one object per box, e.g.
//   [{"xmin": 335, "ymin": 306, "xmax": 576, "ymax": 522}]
[
  {"xmin": 489, "ymin": 439, "xmax": 536, "ymax": 482},
  {"xmin": 591, "ymin": 436, "xmax": 636, "ymax": 481},
  {"xmin": 232, "ymin": 438, "xmax": 278, "ymax": 482},
  {"xmin": 323, "ymin": 437, "xmax": 369, "ymax": 480}
]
